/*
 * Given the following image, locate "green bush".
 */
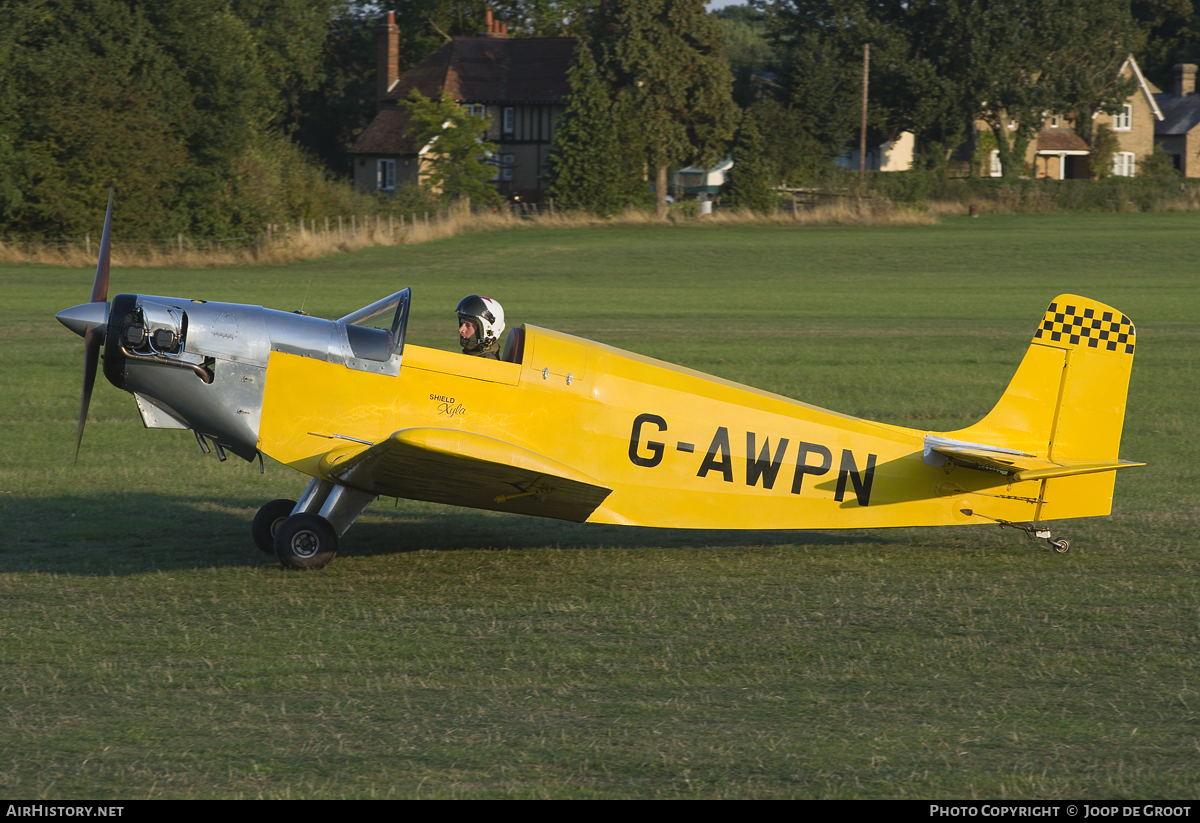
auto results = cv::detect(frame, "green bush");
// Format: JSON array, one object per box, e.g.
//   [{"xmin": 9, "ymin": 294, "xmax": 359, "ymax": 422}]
[{"xmin": 876, "ymin": 174, "xmax": 1200, "ymax": 214}]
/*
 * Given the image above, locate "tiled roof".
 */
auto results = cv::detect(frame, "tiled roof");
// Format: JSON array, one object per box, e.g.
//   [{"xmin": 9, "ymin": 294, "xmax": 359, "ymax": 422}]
[
  {"xmin": 1153, "ymin": 94, "xmax": 1200, "ymax": 136},
  {"xmin": 351, "ymin": 106, "xmax": 418, "ymax": 155},
  {"xmin": 352, "ymin": 36, "xmax": 576, "ymax": 156},
  {"xmin": 1036, "ymin": 130, "xmax": 1090, "ymax": 152}
]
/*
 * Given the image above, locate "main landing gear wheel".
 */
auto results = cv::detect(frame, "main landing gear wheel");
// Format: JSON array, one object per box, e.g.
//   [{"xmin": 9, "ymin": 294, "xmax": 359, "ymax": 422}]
[
  {"xmin": 252, "ymin": 498, "xmax": 297, "ymax": 555},
  {"xmin": 274, "ymin": 513, "xmax": 338, "ymax": 570}
]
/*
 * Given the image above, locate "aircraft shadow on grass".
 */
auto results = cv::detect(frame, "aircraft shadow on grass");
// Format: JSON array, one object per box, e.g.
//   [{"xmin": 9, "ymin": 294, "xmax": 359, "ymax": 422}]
[{"xmin": 3, "ymin": 493, "xmax": 911, "ymax": 577}]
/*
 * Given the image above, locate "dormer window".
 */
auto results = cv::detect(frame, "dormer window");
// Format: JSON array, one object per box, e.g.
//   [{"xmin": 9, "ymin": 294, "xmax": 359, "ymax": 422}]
[{"xmin": 1113, "ymin": 104, "xmax": 1132, "ymax": 131}]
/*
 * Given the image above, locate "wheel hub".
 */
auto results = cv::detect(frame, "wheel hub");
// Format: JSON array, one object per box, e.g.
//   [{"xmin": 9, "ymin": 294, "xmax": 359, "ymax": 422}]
[{"xmin": 290, "ymin": 530, "xmax": 320, "ymax": 558}]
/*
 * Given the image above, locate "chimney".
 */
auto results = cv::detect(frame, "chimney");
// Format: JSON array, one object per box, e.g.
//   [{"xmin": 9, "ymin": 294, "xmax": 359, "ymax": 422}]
[
  {"xmin": 376, "ymin": 11, "xmax": 400, "ymax": 108},
  {"xmin": 1175, "ymin": 63, "xmax": 1197, "ymax": 98},
  {"xmin": 479, "ymin": 8, "xmax": 509, "ymax": 37}
]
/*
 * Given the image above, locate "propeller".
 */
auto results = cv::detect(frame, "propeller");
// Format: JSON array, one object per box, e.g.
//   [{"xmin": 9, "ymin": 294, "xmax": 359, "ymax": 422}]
[{"xmin": 71, "ymin": 190, "xmax": 114, "ymax": 461}]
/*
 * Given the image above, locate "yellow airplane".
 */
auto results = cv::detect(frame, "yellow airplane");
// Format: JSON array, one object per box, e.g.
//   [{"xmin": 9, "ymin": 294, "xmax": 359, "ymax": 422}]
[{"xmin": 58, "ymin": 198, "xmax": 1143, "ymax": 569}]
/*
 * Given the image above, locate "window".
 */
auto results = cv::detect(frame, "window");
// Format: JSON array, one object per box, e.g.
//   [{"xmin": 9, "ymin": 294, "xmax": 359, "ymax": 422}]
[
  {"xmin": 1113, "ymin": 152, "xmax": 1136, "ymax": 177},
  {"xmin": 1049, "ymin": 114, "xmax": 1061, "ymax": 128},
  {"xmin": 487, "ymin": 153, "xmax": 515, "ymax": 182},
  {"xmin": 376, "ymin": 159, "xmax": 396, "ymax": 191},
  {"xmin": 989, "ymin": 150, "xmax": 1002, "ymax": 177},
  {"xmin": 462, "ymin": 104, "xmax": 486, "ymax": 118},
  {"xmin": 1113, "ymin": 104, "xmax": 1132, "ymax": 131},
  {"xmin": 503, "ymin": 106, "xmax": 515, "ymax": 134}
]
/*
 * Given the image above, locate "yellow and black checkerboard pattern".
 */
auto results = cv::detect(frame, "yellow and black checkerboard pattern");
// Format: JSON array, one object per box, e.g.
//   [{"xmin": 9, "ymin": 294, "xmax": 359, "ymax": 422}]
[{"xmin": 1034, "ymin": 301, "xmax": 1135, "ymax": 355}]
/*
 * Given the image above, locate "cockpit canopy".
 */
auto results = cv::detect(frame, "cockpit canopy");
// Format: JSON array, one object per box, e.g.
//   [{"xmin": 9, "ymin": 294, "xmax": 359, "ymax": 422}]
[{"xmin": 337, "ymin": 288, "xmax": 410, "ymax": 366}]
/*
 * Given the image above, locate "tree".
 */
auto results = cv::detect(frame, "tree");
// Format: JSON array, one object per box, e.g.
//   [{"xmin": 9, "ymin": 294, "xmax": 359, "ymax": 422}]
[
  {"xmin": 401, "ymin": 90, "xmax": 497, "ymax": 203},
  {"xmin": 1133, "ymin": 0, "xmax": 1200, "ymax": 90},
  {"xmin": 546, "ymin": 40, "xmax": 628, "ymax": 216},
  {"xmin": 964, "ymin": 0, "xmax": 1139, "ymax": 178},
  {"xmin": 783, "ymin": 30, "xmax": 864, "ymax": 168},
  {"xmin": 0, "ymin": 0, "xmax": 346, "ymax": 240},
  {"xmin": 227, "ymin": 0, "xmax": 342, "ymax": 131},
  {"xmin": 763, "ymin": 0, "xmax": 945, "ymax": 165},
  {"xmin": 292, "ymin": 11, "xmax": 379, "ymax": 174},
  {"xmin": 724, "ymin": 108, "xmax": 776, "ymax": 213},
  {"xmin": 715, "ymin": 5, "xmax": 781, "ymax": 107},
  {"xmin": 3, "ymin": 0, "xmax": 193, "ymax": 238},
  {"xmin": 747, "ymin": 99, "xmax": 824, "ymax": 185},
  {"xmin": 1088, "ymin": 123, "xmax": 1121, "ymax": 178},
  {"xmin": 762, "ymin": 0, "xmax": 1144, "ymax": 179},
  {"xmin": 594, "ymin": 0, "xmax": 739, "ymax": 217}
]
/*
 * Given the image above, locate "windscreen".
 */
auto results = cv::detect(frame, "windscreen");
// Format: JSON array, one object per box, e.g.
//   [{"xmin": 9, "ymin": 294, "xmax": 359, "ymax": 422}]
[{"xmin": 339, "ymin": 287, "xmax": 410, "ymax": 362}]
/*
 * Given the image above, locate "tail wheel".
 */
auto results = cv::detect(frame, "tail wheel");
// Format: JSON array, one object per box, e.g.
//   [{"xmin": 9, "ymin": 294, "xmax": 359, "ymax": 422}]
[
  {"xmin": 275, "ymin": 513, "xmax": 338, "ymax": 570},
  {"xmin": 1051, "ymin": 538, "xmax": 1071, "ymax": 554},
  {"xmin": 251, "ymin": 498, "xmax": 297, "ymax": 555}
]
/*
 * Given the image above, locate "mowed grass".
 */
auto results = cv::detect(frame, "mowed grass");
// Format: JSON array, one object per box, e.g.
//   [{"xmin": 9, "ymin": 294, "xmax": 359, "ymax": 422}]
[{"xmin": 2, "ymin": 213, "xmax": 1198, "ymax": 798}]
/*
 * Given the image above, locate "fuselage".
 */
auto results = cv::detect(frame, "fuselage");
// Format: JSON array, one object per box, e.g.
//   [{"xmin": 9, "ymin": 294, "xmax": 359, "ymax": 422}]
[{"xmin": 256, "ymin": 325, "xmax": 1043, "ymax": 531}]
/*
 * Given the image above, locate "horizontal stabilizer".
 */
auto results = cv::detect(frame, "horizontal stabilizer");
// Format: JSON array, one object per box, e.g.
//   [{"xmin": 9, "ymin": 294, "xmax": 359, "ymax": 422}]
[
  {"xmin": 926, "ymin": 435, "xmax": 1144, "ymax": 482},
  {"xmin": 329, "ymin": 428, "xmax": 612, "ymax": 522}
]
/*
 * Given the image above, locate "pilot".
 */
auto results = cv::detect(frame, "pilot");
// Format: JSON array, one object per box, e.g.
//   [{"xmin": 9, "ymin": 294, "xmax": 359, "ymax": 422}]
[{"xmin": 456, "ymin": 295, "xmax": 505, "ymax": 359}]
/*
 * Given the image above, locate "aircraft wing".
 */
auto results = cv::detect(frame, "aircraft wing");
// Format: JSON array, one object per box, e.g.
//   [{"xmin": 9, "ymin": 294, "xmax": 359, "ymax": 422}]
[
  {"xmin": 927, "ymin": 437, "xmax": 1144, "ymax": 482},
  {"xmin": 328, "ymin": 427, "xmax": 612, "ymax": 522}
]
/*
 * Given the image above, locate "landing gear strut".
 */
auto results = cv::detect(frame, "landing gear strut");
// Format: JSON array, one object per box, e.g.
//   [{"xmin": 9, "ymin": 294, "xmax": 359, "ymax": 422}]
[
  {"xmin": 960, "ymin": 508, "xmax": 1071, "ymax": 553},
  {"xmin": 254, "ymin": 479, "xmax": 376, "ymax": 570}
]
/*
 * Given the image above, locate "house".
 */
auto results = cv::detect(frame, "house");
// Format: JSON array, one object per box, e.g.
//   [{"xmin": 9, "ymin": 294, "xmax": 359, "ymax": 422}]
[
  {"xmin": 1154, "ymin": 63, "xmax": 1200, "ymax": 177},
  {"xmin": 349, "ymin": 11, "xmax": 575, "ymax": 202},
  {"xmin": 836, "ymin": 132, "xmax": 916, "ymax": 173},
  {"xmin": 833, "ymin": 57, "xmax": 1159, "ymax": 179},
  {"xmin": 981, "ymin": 56, "xmax": 1162, "ymax": 179},
  {"xmin": 669, "ymin": 158, "xmax": 734, "ymax": 196}
]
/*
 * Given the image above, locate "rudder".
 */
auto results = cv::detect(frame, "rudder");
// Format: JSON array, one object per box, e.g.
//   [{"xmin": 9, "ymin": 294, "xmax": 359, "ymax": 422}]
[{"xmin": 953, "ymin": 294, "xmax": 1138, "ymax": 519}]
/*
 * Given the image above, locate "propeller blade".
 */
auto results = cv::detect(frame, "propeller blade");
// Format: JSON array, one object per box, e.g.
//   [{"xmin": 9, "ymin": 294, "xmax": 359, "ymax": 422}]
[
  {"xmin": 75, "ymin": 327, "xmax": 101, "ymax": 462},
  {"xmin": 91, "ymin": 189, "xmax": 113, "ymax": 303},
  {"xmin": 74, "ymin": 190, "xmax": 114, "ymax": 461}
]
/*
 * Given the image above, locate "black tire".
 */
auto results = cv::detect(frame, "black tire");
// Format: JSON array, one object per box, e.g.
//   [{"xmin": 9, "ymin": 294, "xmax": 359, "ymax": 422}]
[
  {"xmin": 274, "ymin": 513, "xmax": 338, "ymax": 570},
  {"xmin": 252, "ymin": 499, "xmax": 297, "ymax": 555}
]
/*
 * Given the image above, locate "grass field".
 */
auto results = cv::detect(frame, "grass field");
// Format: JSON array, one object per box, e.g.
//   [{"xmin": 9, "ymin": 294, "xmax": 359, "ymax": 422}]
[{"xmin": 2, "ymin": 213, "xmax": 1198, "ymax": 798}]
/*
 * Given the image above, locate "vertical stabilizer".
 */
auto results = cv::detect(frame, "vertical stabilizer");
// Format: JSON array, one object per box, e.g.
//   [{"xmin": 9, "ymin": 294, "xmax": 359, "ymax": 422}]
[{"xmin": 953, "ymin": 294, "xmax": 1137, "ymax": 519}]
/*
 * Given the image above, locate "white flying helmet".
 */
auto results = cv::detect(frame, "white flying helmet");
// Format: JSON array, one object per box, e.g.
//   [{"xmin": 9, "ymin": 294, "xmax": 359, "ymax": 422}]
[{"xmin": 456, "ymin": 295, "xmax": 505, "ymax": 350}]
